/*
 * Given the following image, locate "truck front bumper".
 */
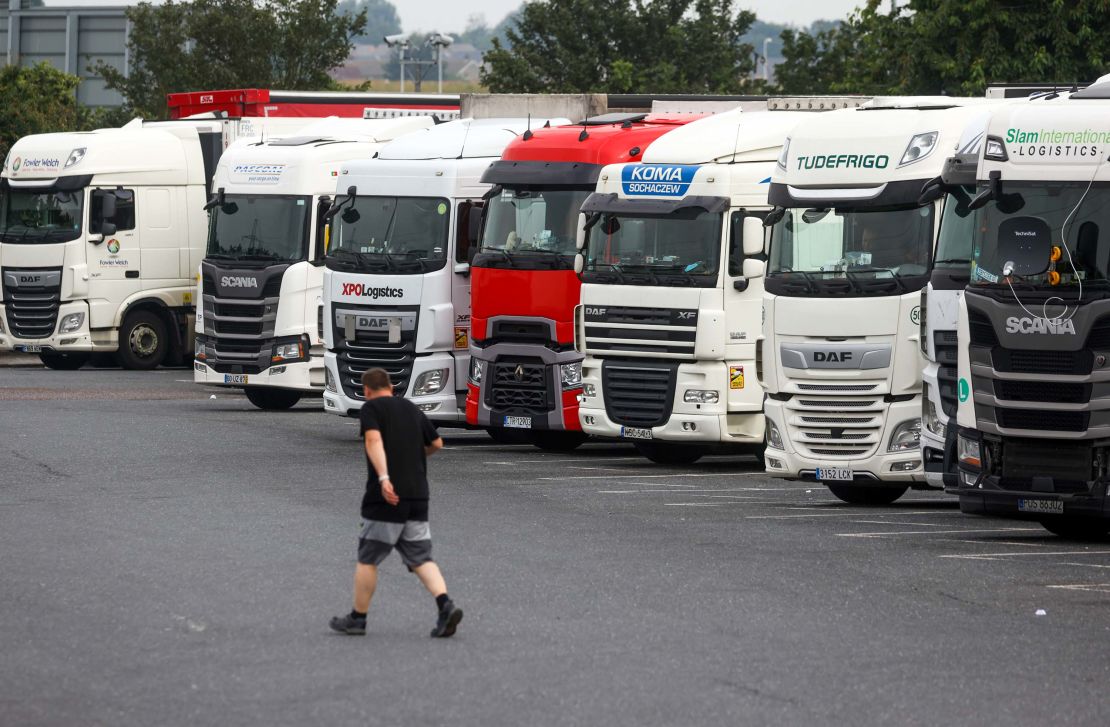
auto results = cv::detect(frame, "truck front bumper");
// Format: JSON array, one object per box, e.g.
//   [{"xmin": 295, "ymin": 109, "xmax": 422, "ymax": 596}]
[
  {"xmin": 0, "ymin": 300, "xmax": 111, "ymax": 353},
  {"xmin": 194, "ymin": 356, "xmax": 324, "ymax": 393},
  {"xmin": 322, "ymin": 351, "xmax": 465, "ymax": 424}
]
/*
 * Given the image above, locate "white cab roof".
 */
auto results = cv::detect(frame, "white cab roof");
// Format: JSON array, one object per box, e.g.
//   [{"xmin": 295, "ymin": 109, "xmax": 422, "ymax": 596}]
[
  {"xmin": 376, "ymin": 117, "xmax": 570, "ymax": 160},
  {"xmin": 643, "ymin": 109, "xmax": 815, "ymax": 165}
]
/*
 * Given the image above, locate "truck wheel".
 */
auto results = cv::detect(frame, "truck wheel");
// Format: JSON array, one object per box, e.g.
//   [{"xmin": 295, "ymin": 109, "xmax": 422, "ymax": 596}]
[
  {"xmin": 633, "ymin": 441, "xmax": 704, "ymax": 465},
  {"xmin": 827, "ymin": 484, "xmax": 908, "ymax": 505},
  {"xmin": 39, "ymin": 352, "xmax": 89, "ymax": 370},
  {"xmin": 244, "ymin": 387, "xmax": 302, "ymax": 410},
  {"xmin": 530, "ymin": 431, "xmax": 589, "ymax": 452},
  {"xmin": 117, "ymin": 310, "xmax": 168, "ymax": 370},
  {"xmin": 1038, "ymin": 517, "xmax": 1110, "ymax": 541},
  {"xmin": 486, "ymin": 427, "xmax": 531, "ymax": 445}
]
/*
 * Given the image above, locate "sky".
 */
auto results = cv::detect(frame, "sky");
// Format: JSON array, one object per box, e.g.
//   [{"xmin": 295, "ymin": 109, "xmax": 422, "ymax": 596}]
[{"xmin": 396, "ymin": 0, "xmax": 868, "ymax": 34}]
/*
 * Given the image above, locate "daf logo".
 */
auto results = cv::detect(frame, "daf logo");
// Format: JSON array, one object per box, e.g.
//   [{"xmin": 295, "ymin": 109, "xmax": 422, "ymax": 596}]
[
  {"xmin": 221, "ymin": 275, "xmax": 259, "ymax": 288},
  {"xmin": 19, "ymin": 275, "xmax": 43, "ymax": 284},
  {"xmin": 514, "ymin": 364, "xmax": 525, "ymax": 381},
  {"xmin": 813, "ymin": 351, "xmax": 853, "ymax": 363},
  {"xmin": 585, "ymin": 307, "xmax": 606, "ymax": 317},
  {"xmin": 358, "ymin": 317, "xmax": 390, "ymax": 328},
  {"xmin": 1005, "ymin": 316, "xmax": 1076, "ymax": 335}
]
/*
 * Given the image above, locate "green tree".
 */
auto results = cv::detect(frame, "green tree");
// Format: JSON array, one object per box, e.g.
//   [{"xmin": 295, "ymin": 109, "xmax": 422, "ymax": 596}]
[
  {"xmin": 94, "ymin": 0, "xmax": 367, "ymax": 119},
  {"xmin": 0, "ymin": 63, "xmax": 80, "ymax": 166},
  {"xmin": 338, "ymin": 0, "xmax": 401, "ymax": 43},
  {"xmin": 481, "ymin": 0, "xmax": 758, "ymax": 94}
]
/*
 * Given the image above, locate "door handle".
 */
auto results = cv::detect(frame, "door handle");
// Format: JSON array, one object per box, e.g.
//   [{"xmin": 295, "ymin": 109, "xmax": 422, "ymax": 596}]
[{"xmin": 125, "ymin": 271, "xmax": 140, "ymax": 278}]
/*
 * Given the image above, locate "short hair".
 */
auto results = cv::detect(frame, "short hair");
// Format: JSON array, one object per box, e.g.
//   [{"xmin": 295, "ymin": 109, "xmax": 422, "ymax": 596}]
[{"xmin": 361, "ymin": 368, "xmax": 392, "ymax": 392}]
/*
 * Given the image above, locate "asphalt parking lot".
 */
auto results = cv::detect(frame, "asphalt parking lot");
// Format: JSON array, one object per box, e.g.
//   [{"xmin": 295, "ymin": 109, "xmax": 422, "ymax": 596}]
[{"xmin": 2, "ymin": 366, "xmax": 1108, "ymax": 726}]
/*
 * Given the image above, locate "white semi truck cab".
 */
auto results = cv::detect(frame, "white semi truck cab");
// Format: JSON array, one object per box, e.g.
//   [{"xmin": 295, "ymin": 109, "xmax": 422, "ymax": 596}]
[
  {"xmin": 575, "ymin": 108, "xmax": 810, "ymax": 465},
  {"xmin": 955, "ymin": 83, "xmax": 1110, "ymax": 538},
  {"xmin": 321, "ymin": 118, "xmax": 567, "ymax": 422},
  {"xmin": 761, "ymin": 98, "xmax": 988, "ymax": 504},
  {"xmin": 193, "ymin": 117, "xmax": 434, "ymax": 409},
  {"xmin": 0, "ymin": 116, "xmax": 312, "ymax": 370}
]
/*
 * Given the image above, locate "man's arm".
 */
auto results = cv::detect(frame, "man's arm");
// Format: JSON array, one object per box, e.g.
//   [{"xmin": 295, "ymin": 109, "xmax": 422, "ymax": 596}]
[
  {"xmin": 425, "ymin": 437, "xmax": 444, "ymax": 457},
  {"xmin": 364, "ymin": 429, "xmax": 399, "ymax": 506}
]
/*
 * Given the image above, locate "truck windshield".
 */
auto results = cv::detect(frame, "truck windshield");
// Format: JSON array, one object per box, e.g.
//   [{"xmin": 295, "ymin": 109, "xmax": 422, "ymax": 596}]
[
  {"xmin": 327, "ymin": 195, "xmax": 449, "ymax": 274},
  {"xmin": 581, "ymin": 209, "xmax": 722, "ymax": 287},
  {"xmin": 971, "ymin": 182, "xmax": 1110, "ymax": 286},
  {"xmin": 0, "ymin": 188, "xmax": 84, "ymax": 244},
  {"xmin": 768, "ymin": 205, "xmax": 933, "ymax": 294},
  {"xmin": 208, "ymin": 194, "xmax": 309, "ymax": 262},
  {"xmin": 481, "ymin": 187, "xmax": 589, "ymax": 259},
  {"xmin": 934, "ymin": 187, "xmax": 975, "ymax": 271}
]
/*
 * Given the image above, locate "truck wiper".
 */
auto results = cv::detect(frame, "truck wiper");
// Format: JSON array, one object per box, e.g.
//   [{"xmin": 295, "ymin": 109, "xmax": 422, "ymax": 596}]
[
  {"xmin": 239, "ymin": 252, "xmax": 283, "ymax": 261},
  {"xmin": 481, "ymin": 247, "xmax": 518, "ymax": 267},
  {"xmin": 934, "ymin": 258, "xmax": 971, "ymax": 265},
  {"xmin": 607, "ymin": 264, "xmax": 628, "ymax": 284},
  {"xmin": 205, "ymin": 253, "xmax": 237, "ymax": 260},
  {"xmin": 328, "ymin": 248, "xmax": 387, "ymax": 271},
  {"xmin": 773, "ymin": 269, "xmax": 817, "ymax": 292},
  {"xmin": 846, "ymin": 267, "xmax": 907, "ymax": 293},
  {"xmin": 384, "ymin": 252, "xmax": 425, "ymax": 272}
]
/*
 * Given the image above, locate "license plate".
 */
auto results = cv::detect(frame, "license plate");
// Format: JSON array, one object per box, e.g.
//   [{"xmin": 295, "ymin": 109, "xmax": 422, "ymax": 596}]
[
  {"xmin": 504, "ymin": 416, "xmax": 531, "ymax": 429},
  {"xmin": 817, "ymin": 466, "xmax": 853, "ymax": 481},
  {"xmin": 621, "ymin": 426, "xmax": 652, "ymax": 440},
  {"xmin": 1018, "ymin": 498, "xmax": 1064, "ymax": 515},
  {"xmin": 16, "ymin": 345, "xmax": 43, "ymax": 353},
  {"xmin": 223, "ymin": 374, "xmax": 248, "ymax": 384}
]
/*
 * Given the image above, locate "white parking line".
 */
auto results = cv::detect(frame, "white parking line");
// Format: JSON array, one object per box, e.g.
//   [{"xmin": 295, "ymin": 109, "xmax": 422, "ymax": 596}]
[
  {"xmin": 1046, "ymin": 583, "xmax": 1110, "ymax": 593},
  {"xmin": 1062, "ymin": 562, "xmax": 1110, "ymax": 568},
  {"xmin": 839, "ymin": 527, "xmax": 1042, "ymax": 538},
  {"xmin": 664, "ymin": 502, "xmax": 746, "ymax": 507},
  {"xmin": 940, "ymin": 549, "xmax": 1110, "ymax": 559},
  {"xmin": 949, "ymin": 540, "xmax": 1046, "ymax": 547},
  {"xmin": 747, "ymin": 510, "xmax": 941, "ymax": 520},
  {"xmin": 850, "ymin": 520, "xmax": 954, "ymax": 527}
]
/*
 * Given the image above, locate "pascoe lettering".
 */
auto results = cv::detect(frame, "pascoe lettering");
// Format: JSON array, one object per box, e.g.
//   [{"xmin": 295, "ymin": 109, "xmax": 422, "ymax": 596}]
[
  {"xmin": 340, "ymin": 282, "xmax": 404, "ymax": 299},
  {"xmin": 221, "ymin": 276, "xmax": 258, "ymax": 288},
  {"xmin": 1005, "ymin": 316, "xmax": 1076, "ymax": 335}
]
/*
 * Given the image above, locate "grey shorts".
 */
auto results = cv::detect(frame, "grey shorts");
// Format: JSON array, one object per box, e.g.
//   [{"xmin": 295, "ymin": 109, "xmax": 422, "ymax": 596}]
[{"xmin": 358, "ymin": 518, "xmax": 433, "ymax": 568}]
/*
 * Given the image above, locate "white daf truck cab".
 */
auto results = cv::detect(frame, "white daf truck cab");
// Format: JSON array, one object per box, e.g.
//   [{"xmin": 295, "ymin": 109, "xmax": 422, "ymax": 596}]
[
  {"xmin": 761, "ymin": 98, "xmax": 989, "ymax": 503},
  {"xmin": 954, "ymin": 82, "xmax": 1110, "ymax": 538},
  {"xmin": 574, "ymin": 107, "xmax": 812, "ymax": 464},
  {"xmin": 0, "ymin": 116, "xmax": 310, "ymax": 370},
  {"xmin": 193, "ymin": 116, "xmax": 434, "ymax": 409},
  {"xmin": 321, "ymin": 117, "xmax": 567, "ymax": 422}
]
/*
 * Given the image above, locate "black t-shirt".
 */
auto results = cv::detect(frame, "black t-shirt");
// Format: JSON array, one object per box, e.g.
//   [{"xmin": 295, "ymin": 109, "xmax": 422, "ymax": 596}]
[{"xmin": 359, "ymin": 396, "xmax": 439, "ymax": 518}]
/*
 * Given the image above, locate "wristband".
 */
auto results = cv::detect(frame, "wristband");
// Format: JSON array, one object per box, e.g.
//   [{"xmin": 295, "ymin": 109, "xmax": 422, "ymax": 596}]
[{"xmin": 379, "ymin": 474, "xmax": 391, "ymax": 481}]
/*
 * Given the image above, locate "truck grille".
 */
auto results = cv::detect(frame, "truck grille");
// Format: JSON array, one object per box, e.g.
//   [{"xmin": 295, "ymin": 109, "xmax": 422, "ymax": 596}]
[
  {"xmin": 1000, "ymin": 438, "xmax": 1093, "ymax": 488},
  {"xmin": 933, "ymin": 329, "xmax": 959, "ymax": 417},
  {"xmin": 994, "ymin": 380, "xmax": 1090, "ymax": 404},
  {"xmin": 785, "ymin": 394, "xmax": 885, "ymax": 458},
  {"xmin": 996, "ymin": 408, "xmax": 1089, "ymax": 432},
  {"xmin": 486, "ymin": 359, "xmax": 552, "ymax": 415},
  {"xmin": 601, "ymin": 360, "xmax": 677, "ymax": 427},
  {"xmin": 2, "ymin": 267, "xmax": 61, "ymax": 339},
  {"xmin": 583, "ymin": 306, "xmax": 697, "ymax": 359},
  {"xmin": 333, "ymin": 305, "xmax": 419, "ymax": 400},
  {"xmin": 993, "ymin": 348, "xmax": 1092, "ymax": 375},
  {"xmin": 967, "ymin": 310, "xmax": 999, "ymax": 346}
]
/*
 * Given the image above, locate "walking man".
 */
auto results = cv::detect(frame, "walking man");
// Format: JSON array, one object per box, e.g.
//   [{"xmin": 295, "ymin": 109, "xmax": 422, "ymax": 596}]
[{"xmin": 330, "ymin": 367, "xmax": 463, "ymax": 637}]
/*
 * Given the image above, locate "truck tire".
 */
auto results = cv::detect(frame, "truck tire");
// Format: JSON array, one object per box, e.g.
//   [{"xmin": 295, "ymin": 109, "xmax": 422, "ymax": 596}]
[
  {"xmin": 39, "ymin": 352, "xmax": 89, "ymax": 370},
  {"xmin": 633, "ymin": 441, "xmax": 704, "ymax": 465},
  {"xmin": 244, "ymin": 387, "xmax": 302, "ymax": 410},
  {"xmin": 117, "ymin": 309, "xmax": 168, "ymax": 370},
  {"xmin": 530, "ymin": 430, "xmax": 589, "ymax": 452},
  {"xmin": 1038, "ymin": 517, "xmax": 1110, "ymax": 541},
  {"xmin": 827, "ymin": 484, "xmax": 908, "ymax": 505},
  {"xmin": 486, "ymin": 427, "xmax": 531, "ymax": 445}
]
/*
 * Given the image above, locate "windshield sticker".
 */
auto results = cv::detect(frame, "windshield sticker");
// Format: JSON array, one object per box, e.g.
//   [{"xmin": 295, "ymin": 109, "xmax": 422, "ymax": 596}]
[
  {"xmin": 974, "ymin": 265, "xmax": 999, "ymax": 283},
  {"xmin": 621, "ymin": 164, "xmax": 698, "ymax": 197},
  {"xmin": 1006, "ymin": 127, "xmax": 1110, "ymax": 161},
  {"xmin": 437, "ymin": 202, "xmax": 447, "ymax": 215}
]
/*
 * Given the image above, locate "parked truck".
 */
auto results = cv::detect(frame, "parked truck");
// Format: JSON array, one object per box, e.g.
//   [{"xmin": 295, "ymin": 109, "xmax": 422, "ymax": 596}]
[
  {"xmin": 760, "ymin": 98, "xmax": 989, "ymax": 503},
  {"xmin": 466, "ymin": 112, "xmax": 701, "ymax": 450},
  {"xmin": 954, "ymin": 82, "xmax": 1110, "ymax": 538},
  {"xmin": 193, "ymin": 116, "xmax": 435, "ymax": 408},
  {"xmin": 0, "ymin": 116, "xmax": 309, "ymax": 369},
  {"xmin": 574, "ymin": 106, "xmax": 812, "ymax": 464},
  {"xmin": 321, "ymin": 117, "xmax": 567, "ymax": 422}
]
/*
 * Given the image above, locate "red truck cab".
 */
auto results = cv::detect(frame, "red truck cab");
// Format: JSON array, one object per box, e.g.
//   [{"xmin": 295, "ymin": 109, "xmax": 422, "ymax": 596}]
[{"xmin": 466, "ymin": 113, "xmax": 698, "ymax": 450}]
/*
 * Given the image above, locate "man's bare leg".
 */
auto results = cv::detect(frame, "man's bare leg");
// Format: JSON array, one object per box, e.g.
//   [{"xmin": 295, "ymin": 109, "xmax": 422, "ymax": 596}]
[
  {"xmin": 353, "ymin": 563, "xmax": 378, "ymax": 612},
  {"xmin": 411, "ymin": 561, "xmax": 446, "ymax": 597}
]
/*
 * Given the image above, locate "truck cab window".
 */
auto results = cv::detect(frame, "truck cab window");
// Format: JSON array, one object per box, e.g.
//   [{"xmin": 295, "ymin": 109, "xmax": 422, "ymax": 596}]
[{"xmin": 91, "ymin": 189, "xmax": 136, "ymax": 233}]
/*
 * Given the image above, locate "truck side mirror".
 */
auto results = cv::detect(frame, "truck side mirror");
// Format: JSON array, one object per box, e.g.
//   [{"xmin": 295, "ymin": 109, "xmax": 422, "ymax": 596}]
[
  {"xmin": 100, "ymin": 193, "xmax": 117, "ymax": 220},
  {"xmin": 733, "ymin": 259, "xmax": 766, "ymax": 291},
  {"xmin": 100, "ymin": 221, "xmax": 117, "ymax": 236},
  {"xmin": 574, "ymin": 253, "xmax": 585, "ymax": 275},
  {"xmin": 742, "ymin": 216, "xmax": 765, "ymax": 257}
]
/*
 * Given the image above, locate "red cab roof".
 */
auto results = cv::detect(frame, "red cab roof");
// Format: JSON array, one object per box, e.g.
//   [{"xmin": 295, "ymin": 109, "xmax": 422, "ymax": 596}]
[{"xmin": 499, "ymin": 113, "xmax": 703, "ymax": 166}]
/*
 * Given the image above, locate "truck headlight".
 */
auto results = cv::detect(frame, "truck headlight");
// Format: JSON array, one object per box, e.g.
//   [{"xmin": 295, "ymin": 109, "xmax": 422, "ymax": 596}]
[
  {"xmin": 888, "ymin": 418, "xmax": 921, "ymax": 452},
  {"xmin": 194, "ymin": 336, "xmax": 206, "ymax": 361},
  {"xmin": 560, "ymin": 362, "xmax": 583, "ymax": 389},
  {"xmin": 413, "ymin": 368, "xmax": 448, "ymax": 396},
  {"xmin": 766, "ymin": 419, "xmax": 784, "ymax": 450},
  {"xmin": 684, "ymin": 389, "xmax": 719, "ymax": 404},
  {"xmin": 582, "ymin": 383, "xmax": 595, "ymax": 397},
  {"xmin": 958, "ymin": 434, "xmax": 982, "ymax": 469},
  {"xmin": 65, "ymin": 147, "xmax": 87, "ymax": 168},
  {"xmin": 469, "ymin": 358, "xmax": 483, "ymax": 384},
  {"xmin": 324, "ymin": 366, "xmax": 337, "ymax": 393},
  {"xmin": 922, "ymin": 398, "xmax": 945, "ymax": 438},
  {"xmin": 272, "ymin": 338, "xmax": 306, "ymax": 363},
  {"xmin": 59, "ymin": 312, "xmax": 85, "ymax": 334},
  {"xmin": 899, "ymin": 131, "xmax": 938, "ymax": 166}
]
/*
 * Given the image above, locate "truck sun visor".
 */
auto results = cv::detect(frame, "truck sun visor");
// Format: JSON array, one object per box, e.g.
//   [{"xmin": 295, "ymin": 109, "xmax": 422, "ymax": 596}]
[
  {"xmin": 481, "ymin": 160, "xmax": 603, "ymax": 187},
  {"xmin": 580, "ymin": 192, "xmax": 729, "ymax": 216}
]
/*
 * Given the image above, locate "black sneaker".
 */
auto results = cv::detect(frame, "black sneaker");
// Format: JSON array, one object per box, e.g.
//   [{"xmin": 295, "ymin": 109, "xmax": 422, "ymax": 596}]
[
  {"xmin": 430, "ymin": 602, "xmax": 463, "ymax": 638},
  {"xmin": 329, "ymin": 613, "xmax": 367, "ymax": 635}
]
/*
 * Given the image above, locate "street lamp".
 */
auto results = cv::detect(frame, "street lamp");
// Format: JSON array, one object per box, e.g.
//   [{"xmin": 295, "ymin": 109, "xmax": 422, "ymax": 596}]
[
  {"xmin": 427, "ymin": 33, "xmax": 453, "ymax": 95},
  {"xmin": 383, "ymin": 34, "xmax": 411, "ymax": 93}
]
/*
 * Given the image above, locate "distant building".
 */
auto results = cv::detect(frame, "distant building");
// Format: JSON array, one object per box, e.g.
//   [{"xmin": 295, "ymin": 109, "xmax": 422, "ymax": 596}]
[{"xmin": 1, "ymin": 0, "xmax": 129, "ymax": 107}]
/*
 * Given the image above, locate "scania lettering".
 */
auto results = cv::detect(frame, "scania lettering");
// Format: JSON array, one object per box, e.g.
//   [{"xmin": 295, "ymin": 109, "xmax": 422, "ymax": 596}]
[
  {"xmin": 575, "ymin": 106, "xmax": 816, "ymax": 464},
  {"xmin": 194, "ymin": 116, "xmax": 434, "ymax": 409},
  {"xmin": 762, "ymin": 97, "xmax": 990, "ymax": 503},
  {"xmin": 0, "ymin": 115, "xmax": 307, "ymax": 369},
  {"xmin": 955, "ymin": 81, "xmax": 1110, "ymax": 538},
  {"xmin": 323, "ymin": 117, "xmax": 569, "ymax": 423},
  {"xmin": 468, "ymin": 112, "xmax": 700, "ymax": 450}
]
